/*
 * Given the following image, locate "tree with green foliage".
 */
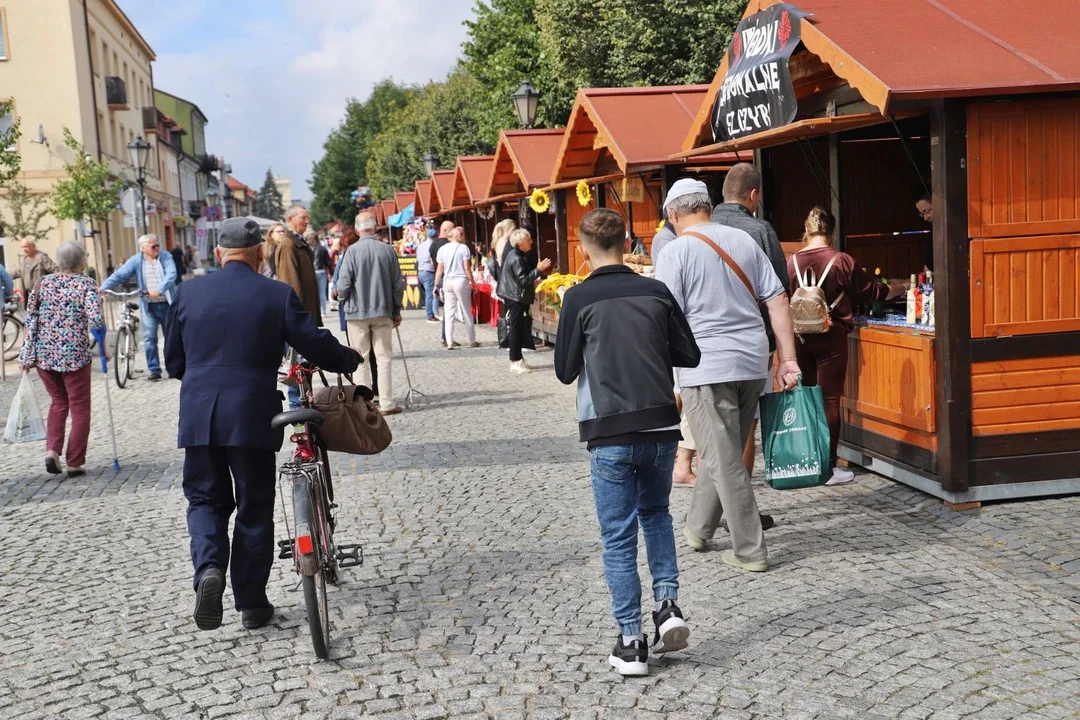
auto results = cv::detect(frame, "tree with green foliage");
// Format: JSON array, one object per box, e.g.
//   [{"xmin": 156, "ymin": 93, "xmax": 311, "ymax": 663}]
[
  {"xmin": 254, "ymin": 168, "xmax": 285, "ymax": 220},
  {"xmin": 460, "ymin": 0, "xmax": 560, "ymax": 142},
  {"xmin": 308, "ymin": 80, "xmax": 415, "ymax": 226},
  {"xmin": 50, "ymin": 128, "xmax": 119, "ymax": 231},
  {"xmin": 365, "ymin": 70, "xmax": 494, "ymax": 200},
  {"xmin": 0, "ymin": 98, "xmax": 22, "ymax": 188},
  {"xmin": 0, "ymin": 181, "xmax": 54, "ymax": 243},
  {"xmin": 534, "ymin": 0, "xmax": 744, "ymax": 116}
]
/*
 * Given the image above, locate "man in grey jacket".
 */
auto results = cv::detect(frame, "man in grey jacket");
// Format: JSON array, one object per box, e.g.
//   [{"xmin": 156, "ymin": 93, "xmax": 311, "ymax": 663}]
[
  {"xmin": 710, "ymin": 163, "xmax": 789, "ymax": 501},
  {"xmin": 336, "ymin": 211, "xmax": 406, "ymax": 415}
]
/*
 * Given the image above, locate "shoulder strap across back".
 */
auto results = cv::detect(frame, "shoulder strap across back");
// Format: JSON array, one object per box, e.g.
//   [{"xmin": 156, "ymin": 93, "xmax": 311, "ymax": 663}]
[{"xmin": 682, "ymin": 230, "xmax": 755, "ymax": 300}]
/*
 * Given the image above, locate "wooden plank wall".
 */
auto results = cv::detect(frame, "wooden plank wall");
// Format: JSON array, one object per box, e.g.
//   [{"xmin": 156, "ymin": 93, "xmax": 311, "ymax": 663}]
[
  {"xmin": 970, "ymin": 234, "xmax": 1080, "ymax": 337},
  {"xmin": 843, "ymin": 328, "xmax": 937, "ymax": 436},
  {"xmin": 968, "ymin": 99, "xmax": 1080, "ymax": 339},
  {"xmin": 566, "ymin": 194, "xmax": 590, "ymax": 275},
  {"xmin": 968, "ymin": 99, "xmax": 1080, "ymax": 240},
  {"xmin": 971, "ymin": 355, "xmax": 1080, "ymax": 435}
]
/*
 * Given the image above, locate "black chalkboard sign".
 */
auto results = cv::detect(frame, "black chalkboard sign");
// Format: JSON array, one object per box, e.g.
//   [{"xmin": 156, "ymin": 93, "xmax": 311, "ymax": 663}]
[{"xmin": 710, "ymin": 3, "xmax": 812, "ymax": 144}]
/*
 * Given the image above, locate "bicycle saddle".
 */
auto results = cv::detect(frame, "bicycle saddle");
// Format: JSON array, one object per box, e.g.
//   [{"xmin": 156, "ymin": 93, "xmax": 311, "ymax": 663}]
[
  {"xmin": 271, "ymin": 408, "xmax": 324, "ymax": 429},
  {"xmin": 125, "ymin": 302, "xmax": 139, "ymax": 311}
]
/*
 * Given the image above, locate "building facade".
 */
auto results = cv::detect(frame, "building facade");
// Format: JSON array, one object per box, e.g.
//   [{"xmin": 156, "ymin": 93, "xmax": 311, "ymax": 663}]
[{"xmin": 0, "ymin": 0, "xmax": 163, "ymax": 276}]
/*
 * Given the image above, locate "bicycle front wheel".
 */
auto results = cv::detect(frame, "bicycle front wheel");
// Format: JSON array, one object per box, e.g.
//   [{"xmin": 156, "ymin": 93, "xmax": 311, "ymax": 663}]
[
  {"xmin": 114, "ymin": 327, "xmax": 132, "ymax": 388},
  {"xmin": 2, "ymin": 314, "xmax": 24, "ymax": 361}
]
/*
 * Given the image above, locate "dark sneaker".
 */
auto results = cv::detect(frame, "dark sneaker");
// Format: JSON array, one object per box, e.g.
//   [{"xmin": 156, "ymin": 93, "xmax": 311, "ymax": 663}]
[
  {"xmin": 241, "ymin": 604, "xmax": 275, "ymax": 629},
  {"xmin": 719, "ymin": 513, "xmax": 775, "ymax": 532},
  {"xmin": 147, "ymin": 373, "xmax": 163, "ymax": 382},
  {"xmin": 608, "ymin": 635, "xmax": 649, "ymax": 676},
  {"xmin": 193, "ymin": 567, "xmax": 225, "ymax": 630},
  {"xmin": 652, "ymin": 600, "xmax": 690, "ymax": 654}
]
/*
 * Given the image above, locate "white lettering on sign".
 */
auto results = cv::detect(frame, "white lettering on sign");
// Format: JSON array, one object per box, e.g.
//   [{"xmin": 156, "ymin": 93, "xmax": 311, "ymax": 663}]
[
  {"xmin": 718, "ymin": 62, "xmax": 782, "ymax": 106},
  {"xmin": 740, "ymin": 20, "xmax": 779, "ymax": 59},
  {"xmin": 726, "ymin": 104, "xmax": 773, "ymax": 136}
]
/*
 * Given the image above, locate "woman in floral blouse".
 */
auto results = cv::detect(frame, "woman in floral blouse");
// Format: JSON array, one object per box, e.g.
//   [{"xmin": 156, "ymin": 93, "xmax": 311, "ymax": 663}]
[{"xmin": 18, "ymin": 241, "xmax": 106, "ymax": 478}]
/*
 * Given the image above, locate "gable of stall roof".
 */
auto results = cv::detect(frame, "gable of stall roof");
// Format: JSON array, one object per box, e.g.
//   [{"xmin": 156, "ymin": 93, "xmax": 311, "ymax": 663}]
[
  {"xmin": 379, "ymin": 200, "xmax": 397, "ymax": 227},
  {"xmin": 374, "ymin": 203, "xmax": 386, "ymax": 228},
  {"xmin": 430, "ymin": 170, "xmax": 457, "ymax": 217},
  {"xmin": 551, "ymin": 85, "xmax": 738, "ymax": 185},
  {"xmin": 682, "ymin": 0, "xmax": 1080, "ymax": 154},
  {"xmin": 414, "ymin": 179, "xmax": 434, "ymax": 217},
  {"xmin": 486, "ymin": 129, "xmax": 566, "ymax": 198},
  {"xmin": 394, "ymin": 192, "xmax": 415, "ymax": 214},
  {"xmin": 459, "ymin": 156, "xmax": 496, "ymax": 206}
]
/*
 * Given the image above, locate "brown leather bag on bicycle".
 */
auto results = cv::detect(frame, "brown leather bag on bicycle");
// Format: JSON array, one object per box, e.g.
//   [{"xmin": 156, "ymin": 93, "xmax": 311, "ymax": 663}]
[{"xmin": 310, "ymin": 376, "xmax": 392, "ymax": 455}]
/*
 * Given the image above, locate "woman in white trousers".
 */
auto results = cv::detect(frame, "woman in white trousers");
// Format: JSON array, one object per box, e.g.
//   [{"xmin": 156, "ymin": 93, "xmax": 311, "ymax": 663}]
[{"xmin": 434, "ymin": 226, "xmax": 478, "ymax": 349}]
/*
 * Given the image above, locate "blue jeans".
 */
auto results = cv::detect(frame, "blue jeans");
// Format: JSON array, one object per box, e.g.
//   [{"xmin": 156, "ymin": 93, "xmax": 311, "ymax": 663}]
[
  {"xmin": 142, "ymin": 301, "xmax": 170, "ymax": 375},
  {"xmin": 315, "ymin": 270, "xmax": 328, "ymax": 315},
  {"xmin": 419, "ymin": 270, "xmax": 436, "ymax": 319},
  {"xmin": 590, "ymin": 441, "xmax": 680, "ymax": 637}
]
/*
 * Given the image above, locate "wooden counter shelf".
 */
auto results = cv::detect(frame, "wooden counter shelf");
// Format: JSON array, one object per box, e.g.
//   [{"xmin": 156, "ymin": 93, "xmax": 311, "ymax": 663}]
[{"xmin": 841, "ymin": 323, "xmax": 939, "ymax": 477}]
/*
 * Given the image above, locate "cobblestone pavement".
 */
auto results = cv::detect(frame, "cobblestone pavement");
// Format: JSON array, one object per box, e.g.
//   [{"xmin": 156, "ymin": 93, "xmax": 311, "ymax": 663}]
[{"xmin": 1, "ymin": 312, "xmax": 1079, "ymax": 720}]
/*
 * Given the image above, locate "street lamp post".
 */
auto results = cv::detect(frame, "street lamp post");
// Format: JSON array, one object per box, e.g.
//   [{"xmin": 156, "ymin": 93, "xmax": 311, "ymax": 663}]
[
  {"xmin": 510, "ymin": 80, "xmax": 540, "ymax": 129},
  {"xmin": 422, "ymin": 151, "xmax": 438, "ymax": 176},
  {"xmin": 205, "ymin": 186, "xmax": 220, "ymax": 261},
  {"xmin": 127, "ymin": 135, "xmax": 152, "ymax": 237}
]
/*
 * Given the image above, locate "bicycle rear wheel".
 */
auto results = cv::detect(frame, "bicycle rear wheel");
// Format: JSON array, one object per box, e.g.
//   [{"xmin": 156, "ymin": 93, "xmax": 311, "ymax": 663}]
[
  {"xmin": 301, "ymin": 572, "xmax": 330, "ymax": 659},
  {"xmin": 114, "ymin": 327, "xmax": 133, "ymax": 388},
  {"xmin": 2, "ymin": 314, "xmax": 23, "ymax": 362},
  {"xmin": 295, "ymin": 477, "xmax": 331, "ymax": 659}
]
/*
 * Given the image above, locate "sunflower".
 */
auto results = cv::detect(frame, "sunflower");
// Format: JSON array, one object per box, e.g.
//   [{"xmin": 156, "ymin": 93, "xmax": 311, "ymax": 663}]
[
  {"xmin": 575, "ymin": 180, "xmax": 592, "ymax": 207},
  {"xmin": 529, "ymin": 188, "xmax": 551, "ymax": 214}
]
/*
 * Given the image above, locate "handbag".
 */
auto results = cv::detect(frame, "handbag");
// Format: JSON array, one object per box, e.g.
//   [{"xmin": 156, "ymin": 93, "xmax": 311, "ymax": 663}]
[
  {"xmin": 310, "ymin": 376, "xmax": 392, "ymax": 455},
  {"xmin": 759, "ymin": 379, "xmax": 831, "ymax": 489}
]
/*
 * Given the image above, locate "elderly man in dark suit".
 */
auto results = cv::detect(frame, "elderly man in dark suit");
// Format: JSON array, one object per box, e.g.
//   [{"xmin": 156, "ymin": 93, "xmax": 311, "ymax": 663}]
[{"xmin": 165, "ymin": 217, "xmax": 361, "ymax": 632}]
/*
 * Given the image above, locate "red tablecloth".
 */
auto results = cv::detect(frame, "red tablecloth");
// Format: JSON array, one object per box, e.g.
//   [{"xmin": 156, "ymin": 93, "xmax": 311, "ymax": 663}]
[{"xmin": 472, "ymin": 283, "xmax": 498, "ymax": 326}]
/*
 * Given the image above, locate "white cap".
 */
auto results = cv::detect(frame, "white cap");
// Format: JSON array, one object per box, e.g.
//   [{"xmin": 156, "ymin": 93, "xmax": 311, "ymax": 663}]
[{"xmin": 663, "ymin": 178, "xmax": 710, "ymax": 211}]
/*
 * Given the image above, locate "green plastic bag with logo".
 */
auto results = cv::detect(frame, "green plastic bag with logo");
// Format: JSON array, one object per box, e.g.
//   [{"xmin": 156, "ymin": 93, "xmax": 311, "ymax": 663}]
[{"xmin": 759, "ymin": 378, "xmax": 831, "ymax": 490}]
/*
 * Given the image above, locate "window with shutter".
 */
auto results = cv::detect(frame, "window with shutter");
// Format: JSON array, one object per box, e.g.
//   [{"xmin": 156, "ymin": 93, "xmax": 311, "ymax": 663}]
[{"xmin": 0, "ymin": 9, "xmax": 9, "ymax": 60}]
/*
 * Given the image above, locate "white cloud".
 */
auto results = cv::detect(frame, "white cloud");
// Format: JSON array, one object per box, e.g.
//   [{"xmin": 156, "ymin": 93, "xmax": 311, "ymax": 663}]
[{"xmin": 122, "ymin": 0, "xmax": 473, "ymax": 200}]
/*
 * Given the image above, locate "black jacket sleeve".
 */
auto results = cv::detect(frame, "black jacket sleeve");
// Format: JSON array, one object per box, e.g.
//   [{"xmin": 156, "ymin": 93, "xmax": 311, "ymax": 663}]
[
  {"xmin": 281, "ymin": 288, "xmax": 361, "ymax": 374},
  {"xmin": 763, "ymin": 221, "xmax": 789, "ymax": 293},
  {"xmin": 554, "ymin": 289, "xmax": 585, "ymax": 384},
  {"xmin": 164, "ymin": 286, "xmax": 186, "ymax": 380},
  {"xmin": 665, "ymin": 288, "xmax": 701, "ymax": 369}
]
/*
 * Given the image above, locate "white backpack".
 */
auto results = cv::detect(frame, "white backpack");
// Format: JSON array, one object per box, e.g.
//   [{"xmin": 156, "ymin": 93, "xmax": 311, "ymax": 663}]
[{"xmin": 790, "ymin": 253, "xmax": 844, "ymax": 335}]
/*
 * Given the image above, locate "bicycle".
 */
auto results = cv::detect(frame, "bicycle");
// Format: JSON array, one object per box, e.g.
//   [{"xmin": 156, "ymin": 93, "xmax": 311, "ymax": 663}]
[
  {"xmin": 271, "ymin": 359, "xmax": 362, "ymax": 659},
  {"xmin": 2, "ymin": 298, "xmax": 24, "ymax": 362},
  {"xmin": 102, "ymin": 290, "xmax": 143, "ymax": 389}
]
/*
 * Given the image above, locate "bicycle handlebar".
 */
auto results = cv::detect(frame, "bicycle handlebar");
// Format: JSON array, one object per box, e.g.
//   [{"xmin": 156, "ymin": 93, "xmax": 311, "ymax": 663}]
[{"xmin": 102, "ymin": 289, "xmax": 146, "ymax": 299}]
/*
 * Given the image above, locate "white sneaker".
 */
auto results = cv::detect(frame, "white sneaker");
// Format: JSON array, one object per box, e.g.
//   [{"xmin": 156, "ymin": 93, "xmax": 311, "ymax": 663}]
[
  {"xmin": 825, "ymin": 467, "xmax": 856, "ymax": 485},
  {"xmin": 520, "ymin": 359, "xmax": 534, "ymax": 370},
  {"xmin": 509, "ymin": 361, "xmax": 532, "ymax": 374}
]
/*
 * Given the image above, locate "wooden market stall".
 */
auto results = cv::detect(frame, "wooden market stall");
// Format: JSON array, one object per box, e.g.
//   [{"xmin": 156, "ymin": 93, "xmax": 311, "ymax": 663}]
[
  {"xmin": 549, "ymin": 85, "xmax": 736, "ymax": 275},
  {"xmin": 430, "ymin": 170, "xmax": 457, "ymax": 223},
  {"xmin": 679, "ymin": 0, "xmax": 1080, "ymax": 505},
  {"xmin": 413, "ymin": 179, "xmax": 435, "ymax": 219}
]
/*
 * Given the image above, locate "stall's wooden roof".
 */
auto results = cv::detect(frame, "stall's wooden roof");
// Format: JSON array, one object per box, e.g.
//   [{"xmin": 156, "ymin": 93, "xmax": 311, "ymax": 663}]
[
  {"xmin": 431, "ymin": 170, "xmax": 457, "ymax": 213},
  {"xmin": 413, "ymin": 180, "xmax": 434, "ymax": 217},
  {"xmin": 457, "ymin": 156, "xmax": 496, "ymax": 206},
  {"xmin": 552, "ymin": 86, "xmax": 735, "ymax": 184},
  {"xmin": 379, "ymin": 200, "xmax": 397, "ymax": 225},
  {"xmin": 487, "ymin": 129, "xmax": 566, "ymax": 197},
  {"xmin": 374, "ymin": 203, "xmax": 386, "ymax": 227},
  {"xmin": 684, "ymin": 0, "xmax": 1080, "ymax": 152},
  {"xmin": 394, "ymin": 192, "xmax": 414, "ymax": 214}
]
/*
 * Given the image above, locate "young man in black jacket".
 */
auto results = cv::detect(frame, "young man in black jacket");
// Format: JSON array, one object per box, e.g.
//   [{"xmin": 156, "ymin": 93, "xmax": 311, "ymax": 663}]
[{"xmin": 555, "ymin": 208, "xmax": 701, "ymax": 677}]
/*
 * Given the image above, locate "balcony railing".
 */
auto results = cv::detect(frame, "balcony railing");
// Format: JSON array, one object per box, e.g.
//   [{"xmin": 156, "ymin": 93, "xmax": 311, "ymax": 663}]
[
  {"xmin": 105, "ymin": 77, "xmax": 128, "ymax": 110},
  {"xmin": 142, "ymin": 107, "xmax": 158, "ymax": 134}
]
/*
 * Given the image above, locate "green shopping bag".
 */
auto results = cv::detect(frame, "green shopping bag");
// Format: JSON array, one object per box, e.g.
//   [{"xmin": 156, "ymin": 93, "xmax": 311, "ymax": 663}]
[{"xmin": 759, "ymin": 379, "xmax": 831, "ymax": 490}]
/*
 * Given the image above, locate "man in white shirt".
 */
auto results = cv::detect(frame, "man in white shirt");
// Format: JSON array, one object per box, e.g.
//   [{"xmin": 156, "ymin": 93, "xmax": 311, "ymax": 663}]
[
  {"xmin": 101, "ymin": 234, "xmax": 178, "ymax": 381},
  {"xmin": 656, "ymin": 179, "xmax": 800, "ymax": 573}
]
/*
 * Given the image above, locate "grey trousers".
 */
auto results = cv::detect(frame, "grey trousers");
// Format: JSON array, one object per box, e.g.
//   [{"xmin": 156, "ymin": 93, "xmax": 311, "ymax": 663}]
[{"xmin": 683, "ymin": 380, "xmax": 768, "ymax": 563}]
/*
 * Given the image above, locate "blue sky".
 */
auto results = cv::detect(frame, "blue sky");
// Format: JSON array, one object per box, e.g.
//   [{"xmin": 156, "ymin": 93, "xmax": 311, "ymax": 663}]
[{"xmin": 118, "ymin": 0, "xmax": 474, "ymax": 199}]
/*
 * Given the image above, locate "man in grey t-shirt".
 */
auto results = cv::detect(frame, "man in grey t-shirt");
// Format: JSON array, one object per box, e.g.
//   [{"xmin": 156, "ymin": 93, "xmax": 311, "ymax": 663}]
[{"xmin": 656, "ymin": 179, "xmax": 800, "ymax": 573}]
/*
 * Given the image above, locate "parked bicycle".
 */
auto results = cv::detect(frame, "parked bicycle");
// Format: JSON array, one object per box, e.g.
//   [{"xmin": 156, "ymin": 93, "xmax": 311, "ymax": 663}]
[
  {"xmin": 2, "ymin": 297, "xmax": 24, "ymax": 362},
  {"xmin": 102, "ymin": 289, "xmax": 143, "ymax": 388},
  {"xmin": 271, "ymin": 359, "xmax": 362, "ymax": 659}
]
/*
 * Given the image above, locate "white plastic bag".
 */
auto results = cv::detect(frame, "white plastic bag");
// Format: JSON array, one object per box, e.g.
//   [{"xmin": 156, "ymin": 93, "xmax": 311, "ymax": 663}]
[{"xmin": 4, "ymin": 372, "xmax": 47, "ymax": 444}]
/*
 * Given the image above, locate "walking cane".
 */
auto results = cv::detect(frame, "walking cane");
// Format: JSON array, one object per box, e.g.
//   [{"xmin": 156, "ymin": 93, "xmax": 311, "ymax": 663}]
[
  {"xmin": 91, "ymin": 326, "xmax": 121, "ymax": 471},
  {"xmin": 395, "ymin": 326, "xmax": 426, "ymax": 408}
]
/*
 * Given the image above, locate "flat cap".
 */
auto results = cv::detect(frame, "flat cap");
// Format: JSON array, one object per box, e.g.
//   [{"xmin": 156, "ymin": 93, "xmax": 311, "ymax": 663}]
[{"xmin": 218, "ymin": 217, "xmax": 263, "ymax": 248}]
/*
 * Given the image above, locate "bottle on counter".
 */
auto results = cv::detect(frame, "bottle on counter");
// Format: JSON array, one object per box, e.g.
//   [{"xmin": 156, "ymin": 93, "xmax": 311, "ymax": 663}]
[
  {"xmin": 914, "ymin": 273, "xmax": 926, "ymax": 323},
  {"xmin": 921, "ymin": 272, "xmax": 934, "ymax": 326},
  {"xmin": 871, "ymin": 267, "xmax": 886, "ymax": 318},
  {"xmin": 906, "ymin": 273, "xmax": 919, "ymax": 324}
]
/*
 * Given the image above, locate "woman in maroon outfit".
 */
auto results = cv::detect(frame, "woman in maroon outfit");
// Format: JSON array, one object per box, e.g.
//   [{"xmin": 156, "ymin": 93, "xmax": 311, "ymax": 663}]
[{"xmin": 787, "ymin": 208, "xmax": 908, "ymax": 485}]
